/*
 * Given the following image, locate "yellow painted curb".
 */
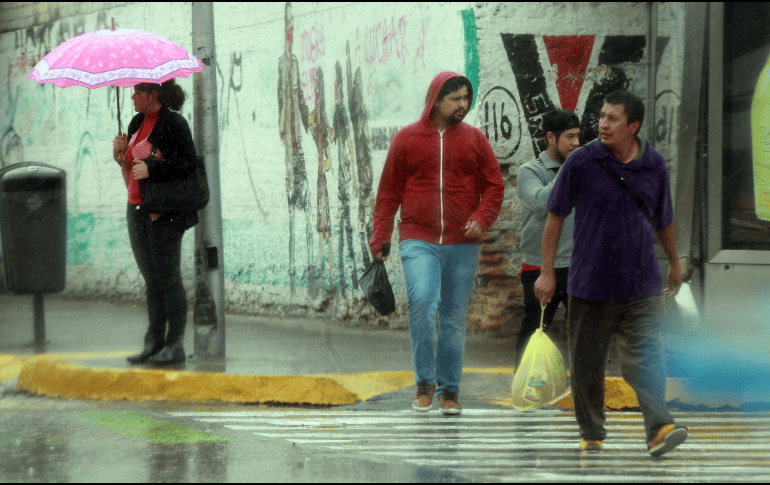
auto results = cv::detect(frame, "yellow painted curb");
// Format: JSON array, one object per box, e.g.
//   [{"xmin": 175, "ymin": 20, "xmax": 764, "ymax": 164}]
[
  {"xmin": 13, "ymin": 364, "xmax": 514, "ymax": 405},
  {"xmin": 463, "ymin": 367, "xmax": 515, "ymax": 375},
  {"xmin": 0, "ymin": 351, "xmax": 135, "ymax": 383},
  {"xmin": 13, "ymin": 358, "xmax": 695, "ymax": 409},
  {"xmin": 17, "ymin": 360, "xmax": 418, "ymax": 405},
  {"xmin": 490, "ymin": 377, "xmax": 691, "ymax": 410},
  {"xmin": 0, "ymin": 354, "xmax": 26, "ymax": 382},
  {"xmin": 17, "ymin": 360, "xmax": 361, "ymax": 405},
  {"xmin": 546, "ymin": 377, "xmax": 641, "ymax": 410},
  {"xmin": 319, "ymin": 371, "xmax": 415, "ymax": 401}
]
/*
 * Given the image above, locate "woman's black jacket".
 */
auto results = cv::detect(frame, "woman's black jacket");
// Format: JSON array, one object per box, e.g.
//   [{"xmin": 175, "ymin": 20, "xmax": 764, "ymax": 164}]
[{"xmin": 125, "ymin": 106, "xmax": 199, "ymax": 230}]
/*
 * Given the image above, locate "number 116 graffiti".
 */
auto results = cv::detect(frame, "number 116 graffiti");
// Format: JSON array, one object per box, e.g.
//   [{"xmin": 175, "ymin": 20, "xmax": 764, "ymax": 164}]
[{"xmin": 479, "ymin": 86, "xmax": 522, "ymax": 160}]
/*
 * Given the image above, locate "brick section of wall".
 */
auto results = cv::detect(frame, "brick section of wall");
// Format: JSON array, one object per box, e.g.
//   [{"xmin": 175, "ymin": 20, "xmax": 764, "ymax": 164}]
[{"xmin": 467, "ymin": 164, "xmax": 523, "ymax": 335}]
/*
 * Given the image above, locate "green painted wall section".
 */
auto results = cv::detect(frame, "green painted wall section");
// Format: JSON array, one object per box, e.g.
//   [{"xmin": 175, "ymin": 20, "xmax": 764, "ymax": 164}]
[
  {"xmin": 461, "ymin": 8, "xmax": 479, "ymax": 111},
  {"xmin": 66, "ymin": 212, "xmax": 156, "ymax": 272},
  {"xmin": 62, "ymin": 213, "xmax": 360, "ymax": 291}
]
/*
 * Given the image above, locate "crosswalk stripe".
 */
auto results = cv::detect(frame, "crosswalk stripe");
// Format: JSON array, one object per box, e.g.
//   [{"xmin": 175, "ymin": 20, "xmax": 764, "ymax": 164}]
[
  {"xmin": 390, "ymin": 451, "xmax": 770, "ymax": 459},
  {"xmin": 289, "ymin": 442, "xmax": 770, "ymax": 451},
  {"xmin": 220, "ymin": 423, "xmax": 769, "ymax": 433},
  {"xmin": 169, "ymin": 408, "xmax": 770, "ymax": 416},
  {"xmin": 189, "ymin": 416, "xmax": 770, "ymax": 426},
  {"xmin": 192, "ymin": 416, "xmax": 582, "ymax": 423},
  {"xmin": 174, "ymin": 412, "xmax": 770, "ymax": 424},
  {"xmin": 404, "ymin": 458, "xmax": 770, "ymax": 467},
  {"xmin": 231, "ymin": 428, "xmax": 770, "ymax": 440},
  {"xmin": 242, "ymin": 430, "xmax": 770, "ymax": 441},
  {"xmin": 168, "ymin": 409, "xmax": 557, "ymax": 416},
  {"xmin": 176, "ymin": 409, "xmax": 770, "ymax": 482},
  {"xmin": 414, "ymin": 465, "xmax": 770, "ymax": 475},
  {"xmin": 490, "ymin": 473, "xmax": 770, "ymax": 483}
]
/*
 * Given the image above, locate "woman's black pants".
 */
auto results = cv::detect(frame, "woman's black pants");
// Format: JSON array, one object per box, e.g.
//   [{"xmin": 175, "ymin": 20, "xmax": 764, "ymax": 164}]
[{"xmin": 127, "ymin": 204, "xmax": 187, "ymax": 347}]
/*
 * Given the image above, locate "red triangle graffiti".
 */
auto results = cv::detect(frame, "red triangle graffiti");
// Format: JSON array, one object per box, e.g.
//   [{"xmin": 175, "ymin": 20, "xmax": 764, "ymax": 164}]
[{"xmin": 543, "ymin": 35, "xmax": 595, "ymax": 112}]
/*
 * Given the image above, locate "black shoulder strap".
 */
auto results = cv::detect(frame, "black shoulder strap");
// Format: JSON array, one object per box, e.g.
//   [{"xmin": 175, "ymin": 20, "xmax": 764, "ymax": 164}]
[{"xmin": 587, "ymin": 145, "xmax": 656, "ymax": 226}]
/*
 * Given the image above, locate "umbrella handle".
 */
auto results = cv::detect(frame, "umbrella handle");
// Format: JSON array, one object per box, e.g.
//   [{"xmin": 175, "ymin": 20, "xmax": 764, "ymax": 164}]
[{"xmin": 116, "ymin": 85, "xmax": 122, "ymax": 134}]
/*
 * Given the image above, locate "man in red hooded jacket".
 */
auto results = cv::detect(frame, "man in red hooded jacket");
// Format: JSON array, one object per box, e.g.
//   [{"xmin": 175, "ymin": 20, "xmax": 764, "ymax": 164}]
[{"xmin": 370, "ymin": 72, "xmax": 504, "ymax": 415}]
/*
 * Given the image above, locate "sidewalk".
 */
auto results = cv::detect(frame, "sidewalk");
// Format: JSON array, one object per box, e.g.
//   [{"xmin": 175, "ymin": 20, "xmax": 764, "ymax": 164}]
[{"xmin": 0, "ymin": 292, "xmax": 762, "ymax": 410}]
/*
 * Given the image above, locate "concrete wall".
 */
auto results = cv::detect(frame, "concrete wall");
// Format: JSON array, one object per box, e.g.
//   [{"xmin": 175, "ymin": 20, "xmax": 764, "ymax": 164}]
[{"xmin": 0, "ymin": 2, "xmax": 685, "ymax": 332}]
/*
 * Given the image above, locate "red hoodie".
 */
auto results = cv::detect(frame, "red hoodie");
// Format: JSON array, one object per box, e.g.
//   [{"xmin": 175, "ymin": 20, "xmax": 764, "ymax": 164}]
[{"xmin": 370, "ymin": 71, "xmax": 504, "ymax": 255}]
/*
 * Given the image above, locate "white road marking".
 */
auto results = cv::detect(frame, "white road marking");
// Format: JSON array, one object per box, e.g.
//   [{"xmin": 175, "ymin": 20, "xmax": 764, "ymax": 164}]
[{"xmin": 172, "ymin": 408, "xmax": 770, "ymax": 482}]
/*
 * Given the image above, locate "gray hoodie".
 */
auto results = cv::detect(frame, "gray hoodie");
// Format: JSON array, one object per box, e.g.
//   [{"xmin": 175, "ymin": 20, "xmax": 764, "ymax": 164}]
[{"xmin": 517, "ymin": 151, "xmax": 575, "ymax": 268}]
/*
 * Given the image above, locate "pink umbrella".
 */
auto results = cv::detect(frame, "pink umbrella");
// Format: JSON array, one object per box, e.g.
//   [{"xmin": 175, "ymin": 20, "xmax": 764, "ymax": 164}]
[{"xmin": 27, "ymin": 19, "xmax": 203, "ymax": 133}]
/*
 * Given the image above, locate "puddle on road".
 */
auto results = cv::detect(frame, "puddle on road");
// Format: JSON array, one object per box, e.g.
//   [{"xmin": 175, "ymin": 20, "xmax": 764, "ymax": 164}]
[{"xmin": 69, "ymin": 410, "xmax": 232, "ymax": 444}]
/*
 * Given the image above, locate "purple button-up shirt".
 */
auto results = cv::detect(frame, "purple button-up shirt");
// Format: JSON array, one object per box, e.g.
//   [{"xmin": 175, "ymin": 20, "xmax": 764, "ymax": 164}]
[{"xmin": 547, "ymin": 136, "xmax": 673, "ymax": 302}]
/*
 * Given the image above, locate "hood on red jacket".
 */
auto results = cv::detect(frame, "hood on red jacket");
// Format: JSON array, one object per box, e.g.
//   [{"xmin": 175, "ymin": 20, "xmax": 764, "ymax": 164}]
[{"xmin": 421, "ymin": 71, "xmax": 474, "ymax": 124}]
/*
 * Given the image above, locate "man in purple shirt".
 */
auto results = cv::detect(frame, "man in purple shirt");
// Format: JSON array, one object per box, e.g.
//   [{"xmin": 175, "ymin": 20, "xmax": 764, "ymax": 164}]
[{"xmin": 534, "ymin": 91, "xmax": 687, "ymax": 456}]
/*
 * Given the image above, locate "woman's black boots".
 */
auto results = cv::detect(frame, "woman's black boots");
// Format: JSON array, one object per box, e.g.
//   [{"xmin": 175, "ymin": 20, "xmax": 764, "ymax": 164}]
[
  {"xmin": 147, "ymin": 317, "xmax": 185, "ymax": 365},
  {"xmin": 149, "ymin": 314, "xmax": 187, "ymax": 365},
  {"xmin": 127, "ymin": 334, "xmax": 164, "ymax": 364},
  {"xmin": 127, "ymin": 335, "xmax": 184, "ymax": 366},
  {"xmin": 148, "ymin": 340, "xmax": 185, "ymax": 365}
]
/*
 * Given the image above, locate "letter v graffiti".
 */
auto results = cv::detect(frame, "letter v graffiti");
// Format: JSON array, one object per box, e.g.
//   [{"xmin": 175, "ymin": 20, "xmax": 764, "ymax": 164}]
[{"xmin": 500, "ymin": 34, "xmax": 669, "ymax": 157}]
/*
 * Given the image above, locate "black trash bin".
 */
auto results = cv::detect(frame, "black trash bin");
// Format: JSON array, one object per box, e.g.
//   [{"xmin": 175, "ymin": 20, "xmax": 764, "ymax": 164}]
[{"xmin": 0, "ymin": 162, "xmax": 66, "ymax": 293}]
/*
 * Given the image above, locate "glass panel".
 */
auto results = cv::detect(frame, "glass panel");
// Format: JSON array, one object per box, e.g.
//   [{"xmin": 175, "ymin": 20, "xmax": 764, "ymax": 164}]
[{"xmin": 722, "ymin": 2, "xmax": 770, "ymax": 250}]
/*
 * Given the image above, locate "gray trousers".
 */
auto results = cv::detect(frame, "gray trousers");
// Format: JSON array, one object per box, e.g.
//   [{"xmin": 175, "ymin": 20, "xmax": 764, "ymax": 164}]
[{"xmin": 568, "ymin": 295, "xmax": 675, "ymax": 442}]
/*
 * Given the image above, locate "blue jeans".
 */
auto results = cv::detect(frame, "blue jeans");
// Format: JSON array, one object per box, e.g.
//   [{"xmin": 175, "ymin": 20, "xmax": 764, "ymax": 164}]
[{"xmin": 399, "ymin": 239, "xmax": 480, "ymax": 396}]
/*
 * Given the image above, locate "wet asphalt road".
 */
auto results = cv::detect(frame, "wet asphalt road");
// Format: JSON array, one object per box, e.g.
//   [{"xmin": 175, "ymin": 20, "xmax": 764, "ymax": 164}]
[
  {"xmin": 0, "ymin": 395, "xmax": 428, "ymax": 483},
  {"xmin": 2, "ymin": 393, "xmax": 770, "ymax": 482}
]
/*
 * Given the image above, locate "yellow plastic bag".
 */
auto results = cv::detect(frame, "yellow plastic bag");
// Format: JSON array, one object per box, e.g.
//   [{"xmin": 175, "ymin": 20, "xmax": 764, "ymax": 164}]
[{"xmin": 511, "ymin": 304, "xmax": 569, "ymax": 410}]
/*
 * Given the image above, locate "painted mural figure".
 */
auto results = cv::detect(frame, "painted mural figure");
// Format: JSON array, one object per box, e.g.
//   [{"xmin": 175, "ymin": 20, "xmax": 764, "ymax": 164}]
[
  {"xmin": 278, "ymin": 2, "xmax": 314, "ymax": 292},
  {"xmin": 1, "ymin": 87, "xmax": 23, "ymax": 169},
  {"xmin": 1, "ymin": 127, "xmax": 22, "ymax": 169},
  {"xmin": 330, "ymin": 61, "xmax": 358, "ymax": 290},
  {"xmin": 309, "ymin": 66, "xmax": 334, "ymax": 287},
  {"xmin": 346, "ymin": 40, "xmax": 374, "ymax": 268}
]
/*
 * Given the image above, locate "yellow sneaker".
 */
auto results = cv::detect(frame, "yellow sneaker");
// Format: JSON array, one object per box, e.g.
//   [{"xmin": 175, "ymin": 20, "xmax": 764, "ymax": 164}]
[
  {"xmin": 648, "ymin": 424, "xmax": 688, "ymax": 457},
  {"xmin": 580, "ymin": 439, "xmax": 604, "ymax": 452}
]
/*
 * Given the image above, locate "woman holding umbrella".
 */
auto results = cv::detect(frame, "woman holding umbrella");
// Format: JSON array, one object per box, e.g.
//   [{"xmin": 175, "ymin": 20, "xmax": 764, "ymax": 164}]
[
  {"xmin": 113, "ymin": 79, "xmax": 198, "ymax": 366},
  {"xmin": 27, "ymin": 23, "xmax": 205, "ymax": 365}
]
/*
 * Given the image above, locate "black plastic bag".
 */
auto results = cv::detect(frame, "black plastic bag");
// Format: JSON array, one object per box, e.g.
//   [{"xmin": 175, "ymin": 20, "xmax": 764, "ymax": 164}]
[{"xmin": 357, "ymin": 241, "xmax": 395, "ymax": 316}]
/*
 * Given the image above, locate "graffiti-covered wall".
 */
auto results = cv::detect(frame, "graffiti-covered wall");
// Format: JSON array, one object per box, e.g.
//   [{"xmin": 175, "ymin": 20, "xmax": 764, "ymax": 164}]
[
  {"xmin": 475, "ymin": 3, "xmax": 683, "ymax": 170},
  {"xmin": 1, "ymin": 4, "xmax": 197, "ymax": 303},
  {"xmin": 467, "ymin": 2, "xmax": 685, "ymax": 331},
  {"xmin": 0, "ymin": 2, "xmax": 685, "ymax": 332},
  {"xmin": 208, "ymin": 2, "xmax": 468, "ymax": 324}
]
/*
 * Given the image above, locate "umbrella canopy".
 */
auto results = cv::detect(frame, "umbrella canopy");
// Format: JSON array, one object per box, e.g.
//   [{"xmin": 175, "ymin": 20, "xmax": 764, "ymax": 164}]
[
  {"xmin": 27, "ymin": 28, "xmax": 204, "ymax": 89},
  {"xmin": 27, "ymin": 23, "xmax": 203, "ymax": 133}
]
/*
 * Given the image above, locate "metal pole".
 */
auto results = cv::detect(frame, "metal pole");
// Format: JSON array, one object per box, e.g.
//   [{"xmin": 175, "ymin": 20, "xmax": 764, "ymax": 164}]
[
  {"xmin": 647, "ymin": 2, "xmax": 658, "ymax": 142},
  {"xmin": 673, "ymin": 3, "xmax": 708, "ymax": 266},
  {"xmin": 33, "ymin": 293, "xmax": 45, "ymax": 352},
  {"xmin": 191, "ymin": 2, "xmax": 225, "ymax": 360}
]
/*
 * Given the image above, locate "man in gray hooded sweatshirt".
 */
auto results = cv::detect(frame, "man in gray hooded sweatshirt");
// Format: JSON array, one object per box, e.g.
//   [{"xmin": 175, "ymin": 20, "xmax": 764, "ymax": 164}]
[{"xmin": 515, "ymin": 109, "xmax": 580, "ymax": 366}]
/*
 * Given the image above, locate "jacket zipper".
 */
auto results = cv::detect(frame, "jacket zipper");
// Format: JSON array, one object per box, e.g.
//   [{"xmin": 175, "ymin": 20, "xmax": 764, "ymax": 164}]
[{"xmin": 439, "ymin": 129, "xmax": 445, "ymax": 244}]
